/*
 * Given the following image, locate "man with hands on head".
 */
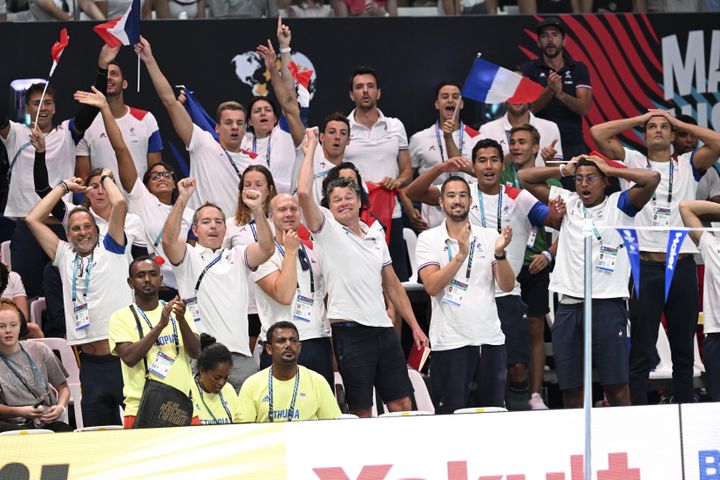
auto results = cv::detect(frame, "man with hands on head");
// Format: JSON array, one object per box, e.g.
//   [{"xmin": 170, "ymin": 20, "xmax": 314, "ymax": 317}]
[
  {"xmin": 162, "ymin": 176, "xmax": 274, "ymax": 390},
  {"xmin": 109, "ymin": 257, "xmax": 201, "ymax": 428},
  {"xmin": 519, "ymin": 154, "xmax": 660, "ymax": 408},
  {"xmin": 252, "ymin": 193, "xmax": 333, "ymax": 388},
  {"xmin": 298, "ymin": 127, "xmax": 429, "ymax": 418},
  {"xmin": 591, "ymin": 109, "xmax": 720, "ymax": 405},
  {"xmin": 416, "ymin": 175, "xmax": 514, "ymax": 413},
  {"xmin": 26, "ymin": 167, "xmax": 132, "ymax": 427}
]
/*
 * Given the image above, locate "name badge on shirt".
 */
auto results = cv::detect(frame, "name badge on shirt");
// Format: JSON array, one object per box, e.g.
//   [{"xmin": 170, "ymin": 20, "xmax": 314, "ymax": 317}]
[
  {"xmin": 596, "ymin": 245, "xmax": 619, "ymax": 273},
  {"xmin": 293, "ymin": 295, "xmax": 314, "ymax": 323},
  {"xmin": 527, "ymin": 227, "xmax": 538, "ymax": 248},
  {"xmin": 185, "ymin": 297, "xmax": 201, "ymax": 323},
  {"xmin": 73, "ymin": 303, "xmax": 90, "ymax": 331},
  {"xmin": 652, "ymin": 207, "xmax": 671, "ymax": 227},
  {"xmin": 149, "ymin": 351, "xmax": 175, "ymax": 379},
  {"xmin": 443, "ymin": 279, "xmax": 468, "ymax": 307}
]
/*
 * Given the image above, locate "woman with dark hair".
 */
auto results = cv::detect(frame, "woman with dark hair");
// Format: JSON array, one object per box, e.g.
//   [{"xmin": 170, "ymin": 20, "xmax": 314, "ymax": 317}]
[
  {"xmin": 320, "ymin": 161, "xmax": 370, "ymax": 210},
  {"xmin": 225, "ymin": 165, "xmax": 278, "ymax": 354},
  {"xmin": 190, "ymin": 335, "xmax": 239, "ymax": 425}
]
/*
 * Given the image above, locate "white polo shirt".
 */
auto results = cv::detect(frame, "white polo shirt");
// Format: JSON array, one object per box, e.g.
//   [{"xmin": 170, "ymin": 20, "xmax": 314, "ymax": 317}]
[
  {"xmin": 344, "ymin": 109, "xmax": 408, "ymax": 219},
  {"xmin": 187, "ymin": 124, "xmax": 260, "ymax": 218},
  {"xmin": 416, "ymin": 221, "xmax": 504, "ymax": 350},
  {"xmin": 241, "ymin": 125, "xmax": 301, "ymax": 194},
  {"xmin": 53, "ymin": 235, "xmax": 132, "ymax": 346},
  {"xmin": 172, "ymin": 243, "xmax": 253, "ymax": 356},
  {"xmin": 252, "ymin": 242, "xmax": 330, "ymax": 341},
  {"xmin": 1, "ymin": 120, "xmax": 75, "ymax": 218},
  {"xmin": 75, "ymin": 107, "xmax": 162, "ymax": 186},
  {"xmin": 410, "ymin": 122, "xmax": 479, "ymax": 228},
  {"xmin": 478, "ymin": 112, "xmax": 564, "ymax": 166},
  {"xmin": 310, "ymin": 146, "xmax": 341, "ymax": 205},
  {"xmin": 699, "ymin": 232, "xmax": 720, "ymax": 333},
  {"xmin": 623, "ymin": 147, "xmax": 701, "ymax": 254},
  {"xmin": 696, "ymin": 165, "xmax": 720, "ymax": 201},
  {"xmin": 312, "ymin": 208, "xmax": 393, "ymax": 328},
  {"xmin": 126, "ymin": 178, "xmax": 195, "ymax": 289},
  {"xmin": 549, "ymin": 187, "xmax": 637, "ymax": 299}
]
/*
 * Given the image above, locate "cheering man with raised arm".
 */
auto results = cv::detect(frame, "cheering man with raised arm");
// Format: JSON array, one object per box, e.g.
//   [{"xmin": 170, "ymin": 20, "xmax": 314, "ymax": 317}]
[
  {"xmin": 297, "ymin": 127, "xmax": 429, "ymax": 418},
  {"xmin": 591, "ymin": 109, "xmax": 720, "ymax": 405},
  {"xmin": 161, "ymin": 177, "xmax": 274, "ymax": 390}
]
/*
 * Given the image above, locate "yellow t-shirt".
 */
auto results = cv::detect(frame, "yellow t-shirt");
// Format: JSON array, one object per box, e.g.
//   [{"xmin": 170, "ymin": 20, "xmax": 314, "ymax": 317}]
[
  {"xmin": 191, "ymin": 379, "xmax": 238, "ymax": 425},
  {"xmin": 235, "ymin": 365, "xmax": 340, "ymax": 423},
  {"xmin": 108, "ymin": 303, "xmax": 199, "ymax": 416}
]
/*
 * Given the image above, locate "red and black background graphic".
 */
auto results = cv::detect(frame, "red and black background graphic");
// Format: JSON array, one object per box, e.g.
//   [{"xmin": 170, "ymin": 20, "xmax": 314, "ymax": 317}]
[{"xmin": 0, "ymin": 13, "xmax": 717, "ymax": 173}]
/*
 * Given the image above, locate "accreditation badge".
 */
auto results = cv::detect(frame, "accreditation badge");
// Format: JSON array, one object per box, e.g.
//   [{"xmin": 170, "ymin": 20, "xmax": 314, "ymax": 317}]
[
  {"xmin": 596, "ymin": 245, "xmax": 619, "ymax": 273},
  {"xmin": 73, "ymin": 303, "xmax": 90, "ymax": 331},
  {"xmin": 442, "ymin": 279, "xmax": 468, "ymax": 307},
  {"xmin": 149, "ymin": 351, "xmax": 175, "ymax": 379},
  {"xmin": 293, "ymin": 295, "xmax": 314, "ymax": 323}
]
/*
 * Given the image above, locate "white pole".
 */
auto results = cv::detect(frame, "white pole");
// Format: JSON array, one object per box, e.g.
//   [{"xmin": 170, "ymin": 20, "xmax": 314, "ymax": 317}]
[
  {"xmin": 33, "ymin": 81, "xmax": 51, "ymax": 128},
  {"xmin": 137, "ymin": 55, "xmax": 141, "ymax": 93},
  {"xmin": 583, "ymin": 223, "xmax": 593, "ymax": 480}
]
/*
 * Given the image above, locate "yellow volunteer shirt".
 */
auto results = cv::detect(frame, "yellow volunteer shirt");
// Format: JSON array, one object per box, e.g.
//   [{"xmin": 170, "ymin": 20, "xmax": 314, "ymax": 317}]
[
  {"xmin": 236, "ymin": 365, "xmax": 340, "ymax": 423},
  {"xmin": 108, "ymin": 303, "xmax": 198, "ymax": 416},
  {"xmin": 191, "ymin": 379, "xmax": 238, "ymax": 425}
]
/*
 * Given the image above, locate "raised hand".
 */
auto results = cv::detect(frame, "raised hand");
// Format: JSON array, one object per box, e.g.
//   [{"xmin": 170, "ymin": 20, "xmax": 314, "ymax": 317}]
[
  {"xmin": 277, "ymin": 16, "xmax": 292, "ymax": 49},
  {"xmin": 98, "ymin": 44, "xmax": 121, "ymax": 69},
  {"xmin": 73, "ymin": 86, "xmax": 108, "ymax": 110},
  {"xmin": 242, "ymin": 188, "xmax": 264, "ymax": 212},
  {"xmin": 133, "ymin": 36, "xmax": 154, "ymax": 63},
  {"xmin": 29, "ymin": 127, "xmax": 45, "ymax": 153},
  {"xmin": 177, "ymin": 177, "xmax": 197, "ymax": 199},
  {"xmin": 541, "ymin": 139, "xmax": 558, "ymax": 163},
  {"xmin": 65, "ymin": 177, "xmax": 92, "ymax": 194},
  {"xmin": 302, "ymin": 127, "xmax": 319, "ymax": 156},
  {"xmin": 256, "ymin": 40, "xmax": 277, "ymax": 72},
  {"xmin": 441, "ymin": 156, "xmax": 472, "ymax": 174}
]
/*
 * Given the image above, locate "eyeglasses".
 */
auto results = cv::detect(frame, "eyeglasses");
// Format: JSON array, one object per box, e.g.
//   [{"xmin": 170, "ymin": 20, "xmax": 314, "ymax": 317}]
[
  {"xmin": 149, "ymin": 171, "xmax": 173, "ymax": 181},
  {"xmin": 575, "ymin": 174, "xmax": 599, "ymax": 184},
  {"xmin": 298, "ymin": 248, "xmax": 311, "ymax": 272}
]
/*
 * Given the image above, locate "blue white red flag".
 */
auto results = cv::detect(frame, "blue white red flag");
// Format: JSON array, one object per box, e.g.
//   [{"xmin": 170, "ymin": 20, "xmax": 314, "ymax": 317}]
[
  {"xmin": 462, "ymin": 57, "xmax": 544, "ymax": 104},
  {"xmin": 93, "ymin": 0, "xmax": 141, "ymax": 48}
]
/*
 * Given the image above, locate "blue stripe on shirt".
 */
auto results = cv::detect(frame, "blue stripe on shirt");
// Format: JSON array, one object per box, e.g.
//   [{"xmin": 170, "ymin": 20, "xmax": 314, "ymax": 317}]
[
  {"xmin": 616, "ymin": 190, "xmax": 638, "ymax": 217},
  {"xmin": 147, "ymin": 130, "xmax": 163, "ymax": 153},
  {"xmin": 103, "ymin": 233, "xmax": 127, "ymax": 254},
  {"xmin": 527, "ymin": 202, "xmax": 549, "ymax": 227}
]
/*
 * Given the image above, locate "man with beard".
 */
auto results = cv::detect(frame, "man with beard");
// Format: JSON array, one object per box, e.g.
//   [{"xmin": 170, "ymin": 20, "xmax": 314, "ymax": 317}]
[
  {"xmin": 519, "ymin": 17, "xmax": 592, "ymax": 159},
  {"xmin": 415, "ymin": 175, "xmax": 514, "ymax": 413},
  {"xmin": 76, "ymin": 51, "xmax": 163, "ymax": 187}
]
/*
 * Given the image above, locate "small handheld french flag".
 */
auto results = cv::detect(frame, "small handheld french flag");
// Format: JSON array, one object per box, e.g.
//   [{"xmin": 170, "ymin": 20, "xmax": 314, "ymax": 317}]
[
  {"xmin": 93, "ymin": 0, "xmax": 140, "ymax": 48},
  {"xmin": 462, "ymin": 56, "xmax": 544, "ymax": 105},
  {"xmin": 49, "ymin": 28, "xmax": 69, "ymax": 77}
]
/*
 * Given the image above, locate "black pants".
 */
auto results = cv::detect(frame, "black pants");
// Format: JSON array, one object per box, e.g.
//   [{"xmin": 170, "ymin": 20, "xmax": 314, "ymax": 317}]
[
  {"xmin": 79, "ymin": 353, "xmax": 124, "ymax": 427},
  {"xmin": 629, "ymin": 256, "xmax": 698, "ymax": 404},
  {"xmin": 389, "ymin": 217, "xmax": 409, "ymax": 282},
  {"xmin": 0, "ymin": 419, "xmax": 72, "ymax": 433},
  {"xmin": 10, "ymin": 220, "xmax": 66, "ymax": 297},
  {"xmin": 43, "ymin": 264, "xmax": 66, "ymax": 338}
]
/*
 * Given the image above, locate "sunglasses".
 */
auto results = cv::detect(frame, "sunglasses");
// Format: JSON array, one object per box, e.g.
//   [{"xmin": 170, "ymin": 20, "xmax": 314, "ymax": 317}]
[{"xmin": 149, "ymin": 171, "xmax": 174, "ymax": 181}]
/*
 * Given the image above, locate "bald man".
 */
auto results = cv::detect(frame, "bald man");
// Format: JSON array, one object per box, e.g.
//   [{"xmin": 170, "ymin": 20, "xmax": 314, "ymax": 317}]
[{"xmin": 252, "ymin": 194, "xmax": 333, "ymax": 387}]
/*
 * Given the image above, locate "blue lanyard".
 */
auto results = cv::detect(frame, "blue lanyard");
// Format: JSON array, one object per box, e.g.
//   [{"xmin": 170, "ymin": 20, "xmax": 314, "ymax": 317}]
[
  {"xmin": 434, "ymin": 121, "xmax": 464, "ymax": 162},
  {"xmin": 0, "ymin": 345, "xmax": 51, "ymax": 400},
  {"xmin": 477, "ymin": 185, "xmax": 503, "ymax": 233},
  {"xmin": 252, "ymin": 134, "xmax": 272, "ymax": 168},
  {"xmin": 581, "ymin": 205, "xmax": 603, "ymax": 243},
  {"xmin": 71, "ymin": 253, "xmax": 94, "ymax": 303},
  {"xmin": 7, "ymin": 141, "xmax": 33, "ymax": 180},
  {"xmin": 222, "ymin": 148, "xmax": 242, "ymax": 180},
  {"xmin": 647, "ymin": 158, "xmax": 673, "ymax": 205},
  {"xmin": 153, "ymin": 226, "xmax": 165, "ymax": 250},
  {"xmin": 509, "ymin": 164, "xmax": 520, "ymax": 188},
  {"xmin": 194, "ymin": 250, "xmax": 224, "ymax": 293},
  {"xmin": 275, "ymin": 240, "xmax": 315, "ymax": 294},
  {"xmin": 446, "ymin": 237, "xmax": 476, "ymax": 279},
  {"xmin": 135, "ymin": 303, "xmax": 179, "ymax": 355},
  {"xmin": 194, "ymin": 376, "xmax": 233, "ymax": 424},
  {"xmin": 249, "ymin": 220, "xmax": 258, "ymax": 241},
  {"xmin": 268, "ymin": 366, "xmax": 300, "ymax": 422}
]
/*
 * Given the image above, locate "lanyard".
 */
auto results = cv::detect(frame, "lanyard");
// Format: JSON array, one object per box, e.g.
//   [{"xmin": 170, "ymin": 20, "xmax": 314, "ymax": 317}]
[
  {"xmin": 194, "ymin": 376, "xmax": 233, "ymax": 424},
  {"xmin": 135, "ymin": 303, "xmax": 179, "ymax": 356},
  {"xmin": 446, "ymin": 237, "xmax": 476, "ymax": 279},
  {"xmin": 267, "ymin": 366, "xmax": 300, "ymax": 423},
  {"xmin": 434, "ymin": 121, "xmax": 464, "ymax": 162},
  {"xmin": 581, "ymin": 205, "xmax": 603, "ymax": 243},
  {"xmin": 509, "ymin": 164, "xmax": 520, "ymax": 188},
  {"xmin": 477, "ymin": 185, "xmax": 503, "ymax": 233},
  {"xmin": 647, "ymin": 158, "xmax": 674, "ymax": 205},
  {"xmin": 249, "ymin": 220, "xmax": 258, "ymax": 241},
  {"xmin": 71, "ymin": 253, "xmax": 94, "ymax": 303},
  {"xmin": 252, "ymin": 134, "xmax": 272, "ymax": 168},
  {"xmin": 222, "ymin": 148, "xmax": 242, "ymax": 180},
  {"xmin": 153, "ymin": 226, "xmax": 165, "ymax": 250},
  {"xmin": 275, "ymin": 240, "xmax": 315, "ymax": 294},
  {"xmin": 0, "ymin": 345, "xmax": 51, "ymax": 401},
  {"xmin": 7, "ymin": 141, "xmax": 33, "ymax": 180},
  {"xmin": 194, "ymin": 250, "xmax": 224, "ymax": 293}
]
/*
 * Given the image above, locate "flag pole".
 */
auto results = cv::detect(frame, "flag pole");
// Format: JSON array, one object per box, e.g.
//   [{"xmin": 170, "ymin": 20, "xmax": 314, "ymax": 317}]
[
  {"xmin": 34, "ymin": 80, "xmax": 51, "ymax": 128},
  {"xmin": 137, "ymin": 55, "xmax": 141, "ymax": 93}
]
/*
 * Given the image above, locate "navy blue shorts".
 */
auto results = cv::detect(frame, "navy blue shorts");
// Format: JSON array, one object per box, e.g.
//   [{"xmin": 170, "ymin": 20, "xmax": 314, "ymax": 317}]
[
  {"xmin": 331, "ymin": 323, "xmax": 413, "ymax": 411},
  {"xmin": 517, "ymin": 265, "xmax": 550, "ymax": 317},
  {"xmin": 429, "ymin": 345, "xmax": 481, "ymax": 414},
  {"xmin": 496, "ymin": 295, "xmax": 529, "ymax": 365},
  {"xmin": 704, "ymin": 333, "xmax": 720, "ymax": 397},
  {"xmin": 552, "ymin": 298, "xmax": 629, "ymax": 390},
  {"xmin": 474, "ymin": 344, "xmax": 507, "ymax": 408}
]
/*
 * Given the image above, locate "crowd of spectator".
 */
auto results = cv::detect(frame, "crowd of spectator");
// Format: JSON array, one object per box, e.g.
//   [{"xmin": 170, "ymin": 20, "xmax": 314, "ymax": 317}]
[{"xmin": 1, "ymin": 14, "xmax": 719, "ymax": 433}]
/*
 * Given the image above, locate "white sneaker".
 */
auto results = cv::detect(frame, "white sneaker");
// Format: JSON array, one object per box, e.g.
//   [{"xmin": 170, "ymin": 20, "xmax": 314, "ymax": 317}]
[{"xmin": 529, "ymin": 393, "xmax": 549, "ymax": 410}]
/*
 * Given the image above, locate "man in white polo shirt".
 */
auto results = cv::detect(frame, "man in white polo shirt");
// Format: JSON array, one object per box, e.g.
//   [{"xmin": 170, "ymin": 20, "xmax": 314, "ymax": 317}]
[
  {"xmin": 409, "ymin": 81, "xmax": 480, "ymax": 228},
  {"xmin": 479, "ymin": 101, "xmax": 563, "ymax": 167},
  {"xmin": 298, "ymin": 127, "xmax": 429, "ymax": 418},
  {"xmin": 162, "ymin": 176, "xmax": 274, "ymax": 390},
  {"xmin": 591, "ymin": 109, "xmax": 720, "ymax": 404},
  {"xmin": 26, "ymin": 171, "xmax": 132, "ymax": 427},
  {"xmin": 252, "ymin": 193, "xmax": 332, "ymax": 387},
  {"xmin": 519, "ymin": 154, "xmax": 660, "ymax": 408},
  {"xmin": 135, "ymin": 37, "xmax": 259, "ymax": 218},
  {"xmin": 343, "ymin": 66, "xmax": 413, "ymax": 281},
  {"xmin": 416, "ymin": 175, "xmax": 514, "ymax": 413},
  {"xmin": 76, "ymin": 50, "xmax": 163, "ymax": 186}
]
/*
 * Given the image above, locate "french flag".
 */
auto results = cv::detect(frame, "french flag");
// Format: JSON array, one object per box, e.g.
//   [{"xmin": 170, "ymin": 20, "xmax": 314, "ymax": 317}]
[
  {"xmin": 93, "ymin": 0, "xmax": 140, "ymax": 48},
  {"xmin": 462, "ymin": 57, "xmax": 544, "ymax": 104}
]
